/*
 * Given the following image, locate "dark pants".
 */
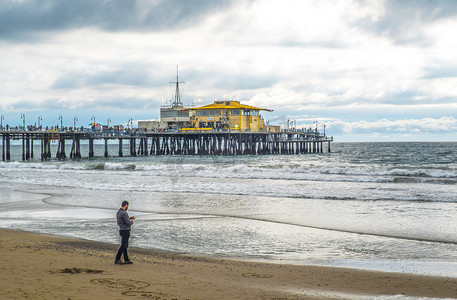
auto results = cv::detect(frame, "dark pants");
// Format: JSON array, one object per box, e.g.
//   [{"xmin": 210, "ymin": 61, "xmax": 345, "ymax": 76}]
[{"xmin": 115, "ymin": 230, "xmax": 130, "ymax": 261}]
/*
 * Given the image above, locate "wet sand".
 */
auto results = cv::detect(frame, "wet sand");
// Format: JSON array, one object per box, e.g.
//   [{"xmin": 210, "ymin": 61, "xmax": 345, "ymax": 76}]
[{"xmin": 1, "ymin": 229, "xmax": 457, "ymax": 299}]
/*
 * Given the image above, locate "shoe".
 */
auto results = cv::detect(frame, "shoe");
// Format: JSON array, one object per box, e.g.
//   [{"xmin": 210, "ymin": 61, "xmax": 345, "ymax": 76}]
[
  {"xmin": 124, "ymin": 260, "xmax": 133, "ymax": 264},
  {"xmin": 114, "ymin": 260, "xmax": 124, "ymax": 265}
]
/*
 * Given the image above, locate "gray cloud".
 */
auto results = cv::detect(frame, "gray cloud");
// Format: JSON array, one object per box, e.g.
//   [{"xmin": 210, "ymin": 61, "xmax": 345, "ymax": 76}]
[
  {"xmin": 423, "ymin": 65, "xmax": 457, "ymax": 79},
  {"xmin": 211, "ymin": 74, "xmax": 279, "ymax": 91},
  {"xmin": 8, "ymin": 96, "xmax": 162, "ymax": 111},
  {"xmin": 0, "ymin": 0, "xmax": 242, "ymax": 40},
  {"xmin": 50, "ymin": 64, "xmax": 165, "ymax": 89},
  {"xmin": 278, "ymin": 38, "xmax": 349, "ymax": 49},
  {"xmin": 354, "ymin": 0, "xmax": 457, "ymax": 45},
  {"xmin": 94, "ymin": 96, "xmax": 161, "ymax": 110},
  {"xmin": 378, "ymin": 89, "xmax": 424, "ymax": 105},
  {"xmin": 186, "ymin": 70, "xmax": 279, "ymax": 91}
]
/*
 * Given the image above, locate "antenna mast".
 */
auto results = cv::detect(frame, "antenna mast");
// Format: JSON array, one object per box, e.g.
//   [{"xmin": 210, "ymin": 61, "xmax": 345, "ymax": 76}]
[{"xmin": 170, "ymin": 65, "xmax": 185, "ymax": 107}]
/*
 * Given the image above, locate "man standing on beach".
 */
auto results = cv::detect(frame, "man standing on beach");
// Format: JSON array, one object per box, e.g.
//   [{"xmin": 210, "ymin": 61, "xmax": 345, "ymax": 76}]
[{"xmin": 115, "ymin": 200, "xmax": 135, "ymax": 265}]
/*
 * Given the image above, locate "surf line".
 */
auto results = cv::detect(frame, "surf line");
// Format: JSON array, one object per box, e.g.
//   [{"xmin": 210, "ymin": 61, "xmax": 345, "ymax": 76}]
[{"xmin": 150, "ymin": 210, "xmax": 457, "ymax": 246}]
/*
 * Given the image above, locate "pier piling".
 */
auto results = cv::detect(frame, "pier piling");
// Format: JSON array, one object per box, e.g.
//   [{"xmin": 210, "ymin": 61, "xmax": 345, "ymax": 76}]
[
  {"xmin": 89, "ymin": 138, "xmax": 94, "ymax": 158},
  {"xmin": 6, "ymin": 135, "xmax": 11, "ymax": 161},
  {"xmin": 104, "ymin": 139, "xmax": 108, "ymax": 158},
  {"xmin": 22, "ymin": 134, "xmax": 25, "ymax": 161},
  {"xmin": 2, "ymin": 134, "xmax": 6, "ymax": 161}
]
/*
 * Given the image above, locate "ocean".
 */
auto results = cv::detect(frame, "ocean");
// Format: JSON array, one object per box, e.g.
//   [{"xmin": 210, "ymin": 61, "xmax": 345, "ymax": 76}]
[{"xmin": 1, "ymin": 141, "xmax": 457, "ymax": 276}]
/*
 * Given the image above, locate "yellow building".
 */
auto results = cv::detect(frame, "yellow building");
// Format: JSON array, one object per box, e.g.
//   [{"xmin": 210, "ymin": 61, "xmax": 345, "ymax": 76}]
[{"xmin": 187, "ymin": 100, "xmax": 273, "ymax": 132}]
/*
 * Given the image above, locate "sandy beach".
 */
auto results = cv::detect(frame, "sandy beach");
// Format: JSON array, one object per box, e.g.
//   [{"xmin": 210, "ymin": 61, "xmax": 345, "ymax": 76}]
[{"xmin": 0, "ymin": 229, "xmax": 456, "ymax": 299}]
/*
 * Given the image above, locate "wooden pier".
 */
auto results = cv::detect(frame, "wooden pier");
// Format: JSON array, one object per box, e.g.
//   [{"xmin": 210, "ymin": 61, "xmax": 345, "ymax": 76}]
[{"xmin": 1, "ymin": 130, "xmax": 333, "ymax": 161}]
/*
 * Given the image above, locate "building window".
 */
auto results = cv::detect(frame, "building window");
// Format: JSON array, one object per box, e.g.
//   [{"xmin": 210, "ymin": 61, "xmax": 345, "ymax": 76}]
[
  {"xmin": 196, "ymin": 110, "xmax": 221, "ymax": 117},
  {"xmin": 161, "ymin": 110, "xmax": 178, "ymax": 118},
  {"xmin": 178, "ymin": 111, "xmax": 190, "ymax": 117},
  {"xmin": 230, "ymin": 109, "xmax": 240, "ymax": 116}
]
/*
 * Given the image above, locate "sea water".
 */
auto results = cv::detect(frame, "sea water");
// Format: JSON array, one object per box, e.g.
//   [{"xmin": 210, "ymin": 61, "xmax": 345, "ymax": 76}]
[{"xmin": 1, "ymin": 141, "xmax": 457, "ymax": 276}]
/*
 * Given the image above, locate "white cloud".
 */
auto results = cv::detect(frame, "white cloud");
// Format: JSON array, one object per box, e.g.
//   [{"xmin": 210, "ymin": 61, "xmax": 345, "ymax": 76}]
[{"xmin": 325, "ymin": 116, "xmax": 457, "ymax": 135}]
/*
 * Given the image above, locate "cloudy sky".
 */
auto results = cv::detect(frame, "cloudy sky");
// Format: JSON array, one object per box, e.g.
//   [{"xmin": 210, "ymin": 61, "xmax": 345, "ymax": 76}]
[{"xmin": 1, "ymin": 0, "xmax": 457, "ymax": 141}]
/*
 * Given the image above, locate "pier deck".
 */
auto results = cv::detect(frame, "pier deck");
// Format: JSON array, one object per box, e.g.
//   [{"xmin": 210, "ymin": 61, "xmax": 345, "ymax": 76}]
[{"xmin": 1, "ymin": 130, "xmax": 333, "ymax": 161}]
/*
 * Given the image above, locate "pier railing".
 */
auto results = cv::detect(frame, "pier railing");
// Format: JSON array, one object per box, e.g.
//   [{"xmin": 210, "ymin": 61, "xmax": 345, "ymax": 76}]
[{"xmin": 1, "ymin": 130, "xmax": 333, "ymax": 161}]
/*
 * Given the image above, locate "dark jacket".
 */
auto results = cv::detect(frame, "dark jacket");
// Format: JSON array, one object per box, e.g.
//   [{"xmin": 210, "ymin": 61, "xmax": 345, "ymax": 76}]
[{"xmin": 117, "ymin": 208, "xmax": 133, "ymax": 230}]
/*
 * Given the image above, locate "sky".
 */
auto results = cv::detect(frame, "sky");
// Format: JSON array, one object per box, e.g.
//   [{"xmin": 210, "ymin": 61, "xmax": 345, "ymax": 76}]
[{"xmin": 1, "ymin": 0, "xmax": 457, "ymax": 142}]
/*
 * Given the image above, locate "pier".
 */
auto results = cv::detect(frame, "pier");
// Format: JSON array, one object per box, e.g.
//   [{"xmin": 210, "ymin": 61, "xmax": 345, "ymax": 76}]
[{"xmin": 1, "ymin": 130, "xmax": 332, "ymax": 161}]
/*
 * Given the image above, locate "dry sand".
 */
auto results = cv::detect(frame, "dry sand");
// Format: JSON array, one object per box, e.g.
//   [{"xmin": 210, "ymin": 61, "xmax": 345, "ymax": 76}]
[{"xmin": 1, "ymin": 229, "xmax": 457, "ymax": 299}]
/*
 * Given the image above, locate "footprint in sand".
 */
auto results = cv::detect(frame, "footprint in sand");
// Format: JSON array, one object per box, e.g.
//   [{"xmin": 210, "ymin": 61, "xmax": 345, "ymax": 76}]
[
  {"xmin": 242, "ymin": 273, "xmax": 273, "ymax": 278},
  {"xmin": 90, "ymin": 278, "xmax": 150, "ymax": 290},
  {"xmin": 121, "ymin": 290, "xmax": 166, "ymax": 298},
  {"xmin": 58, "ymin": 267, "xmax": 104, "ymax": 274}
]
